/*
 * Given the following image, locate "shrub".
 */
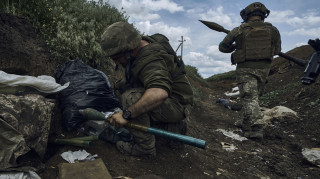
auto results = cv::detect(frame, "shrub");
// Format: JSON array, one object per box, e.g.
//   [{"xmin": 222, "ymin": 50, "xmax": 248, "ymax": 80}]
[
  {"xmin": 1, "ymin": 0, "xmax": 128, "ymax": 67},
  {"xmin": 206, "ymin": 70, "xmax": 236, "ymax": 82},
  {"xmin": 185, "ymin": 65, "xmax": 209, "ymax": 87}
]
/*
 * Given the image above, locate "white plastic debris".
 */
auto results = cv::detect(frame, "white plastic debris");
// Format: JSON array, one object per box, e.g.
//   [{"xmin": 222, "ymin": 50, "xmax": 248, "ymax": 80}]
[
  {"xmin": 216, "ymin": 129, "xmax": 248, "ymax": 141},
  {"xmin": 221, "ymin": 142, "xmax": 237, "ymax": 151},
  {"xmin": 60, "ymin": 149, "xmax": 98, "ymax": 163},
  {"xmin": 263, "ymin": 106, "xmax": 297, "ymax": 117},
  {"xmin": 232, "ymin": 87, "xmax": 239, "ymax": 92},
  {"xmin": 0, "ymin": 70, "xmax": 69, "ymax": 93},
  {"xmin": 0, "ymin": 171, "xmax": 41, "ymax": 179},
  {"xmin": 302, "ymin": 148, "xmax": 320, "ymax": 167},
  {"xmin": 262, "ymin": 106, "xmax": 298, "ymax": 124},
  {"xmin": 224, "ymin": 91, "xmax": 240, "ymax": 97},
  {"xmin": 224, "ymin": 86, "xmax": 240, "ymax": 96}
]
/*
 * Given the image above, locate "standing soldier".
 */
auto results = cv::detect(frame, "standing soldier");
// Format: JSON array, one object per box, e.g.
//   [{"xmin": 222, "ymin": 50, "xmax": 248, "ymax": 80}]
[
  {"xmin": 219, "ymin": 2, "xmax": 281, "ymax": 140},
  {"xmin": 100, "ymin": 22, "xmax": 193, "ymax": 157}
]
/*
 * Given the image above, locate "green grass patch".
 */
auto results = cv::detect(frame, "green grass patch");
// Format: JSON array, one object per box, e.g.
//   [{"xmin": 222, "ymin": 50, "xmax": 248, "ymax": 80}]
[
  {"xmin": 206, "ymin": 71, "xmax": 236, "ymax": 82},
  {"xmin": 185, "ymin": 65, "xmax": 209, "ymax": 87},
  {"xmin": 191, "ymin": 85, "xmax": 202, "ymax": 106},
  {"xmin": 307, "ymin": 98, "xmax": 320, "ymax": 108},
  {"xmin": 1, "ymin": 0, "xmax": 128, "ymax": 68},
  {"xmin": 260, "ymin": 81, "xmax": 300, "ymax": 105}
]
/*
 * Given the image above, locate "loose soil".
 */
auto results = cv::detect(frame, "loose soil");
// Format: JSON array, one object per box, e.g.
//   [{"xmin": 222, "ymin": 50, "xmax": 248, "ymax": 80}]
[{"xmin": 1, "ymin": 13, "xmax": 320, "ymax": 179}]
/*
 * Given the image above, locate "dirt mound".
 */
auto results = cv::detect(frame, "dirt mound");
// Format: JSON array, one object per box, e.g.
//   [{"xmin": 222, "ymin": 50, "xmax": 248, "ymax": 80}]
[
  {"xmin": 266, "ymin": 46, "xmax": 319, "ymax": 119},
  {"xmin": 1, "ymin": 13, "xmax": 320, "ymax": 178},
  {"xmin": 0, "ymin": 13, "xmax": 61, "ymax": 76}
]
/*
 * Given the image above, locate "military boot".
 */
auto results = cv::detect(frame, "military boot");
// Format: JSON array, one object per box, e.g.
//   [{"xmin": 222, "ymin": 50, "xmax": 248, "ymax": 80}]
[{"xmin": 116, "ymin": 141, "xmax": 156, "ymax": 158}]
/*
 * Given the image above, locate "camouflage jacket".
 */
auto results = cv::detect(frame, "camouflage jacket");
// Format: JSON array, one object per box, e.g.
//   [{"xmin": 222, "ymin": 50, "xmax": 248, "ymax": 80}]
[
  {"xmin": 127, "ymin": 36, "xmax": 194, "ymax": 105},
  {"xmin": 219, "ymin": 19, "xmax": 281, "ymax": 68}
]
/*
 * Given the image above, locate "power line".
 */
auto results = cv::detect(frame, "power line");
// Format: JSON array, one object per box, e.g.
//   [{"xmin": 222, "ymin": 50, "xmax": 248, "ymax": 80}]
[{"xmin": 176, "ymin": 36, "xmax": 186, "ymax": 60}]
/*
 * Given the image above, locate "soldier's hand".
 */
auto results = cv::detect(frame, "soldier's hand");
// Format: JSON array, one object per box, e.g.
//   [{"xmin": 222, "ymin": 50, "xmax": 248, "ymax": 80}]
[{"xmin": 109, "ymin": 112, "xmax": 129, "ymax": 128}]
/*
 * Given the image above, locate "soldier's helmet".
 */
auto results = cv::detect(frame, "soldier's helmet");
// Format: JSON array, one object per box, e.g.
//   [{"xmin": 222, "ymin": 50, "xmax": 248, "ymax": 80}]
[
  {"xmin": 240, "ymin": 2, "xmax": 270, "ymax": 22},
  {"xmin": 100, "ymin": 21, "xmax": 141, "ymax": 57}
]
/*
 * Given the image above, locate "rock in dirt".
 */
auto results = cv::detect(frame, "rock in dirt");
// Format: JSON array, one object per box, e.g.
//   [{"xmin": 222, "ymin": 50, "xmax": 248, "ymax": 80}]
[{"xmin": 302, "ymin": 148, "xmax": 320, "ymax": 167}]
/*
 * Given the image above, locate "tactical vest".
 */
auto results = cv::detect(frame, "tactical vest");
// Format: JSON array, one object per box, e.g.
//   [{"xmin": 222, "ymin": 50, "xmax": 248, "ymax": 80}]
[{"xmin": 232, "ymin": 22, "xmax": 273, "ymax": 64}]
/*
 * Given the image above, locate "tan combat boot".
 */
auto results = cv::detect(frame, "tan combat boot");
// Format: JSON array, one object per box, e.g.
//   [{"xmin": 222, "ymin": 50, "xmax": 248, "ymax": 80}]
[{"xmin": 116, "ymin": 141, "xmax": 156, "ymax": 158}]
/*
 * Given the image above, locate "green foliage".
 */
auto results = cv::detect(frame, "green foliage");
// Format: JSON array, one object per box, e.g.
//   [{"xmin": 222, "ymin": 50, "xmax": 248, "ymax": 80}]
[
  {"xmin": 260, "ymin": 90, "xmax": 280, "ymax": 103},
  {"xmin": 52, "ymin": 0, "xmax": 129, "ymax": 66},
  {"xmin": 191, "ymin": 85, "xmax": 202, "ymax": 106},
  {"xmin": 185, "ymin": 65, "xmax": 209, "ymax": 87},
  {"xmin": 0, "ymin": 0, "xmax": 22, "ymax": 14},
  {"xmin": 260, "ymin": 81, "xmax": 300, "ymax": 105},
  {"xmin": 184, "ymin": 65, "xmax": 210, "ymax": 106},
  {"xmin": 206, "ymin": 70, "xmax": 236, "ymax": 82},
  {"xmin": 1, "ymin": 0, "xmax": 129, "ymax": 67},
  {"xmin": 1, "ymin": 0, "xmax": 60, "ymax": 43},
  {"xmin": 307, "ymin": 98, "xmax": 320, "ymax": 108},
  {"xmin": 185, "ymin": 65, "xmax": 202, "ymax": 78}
]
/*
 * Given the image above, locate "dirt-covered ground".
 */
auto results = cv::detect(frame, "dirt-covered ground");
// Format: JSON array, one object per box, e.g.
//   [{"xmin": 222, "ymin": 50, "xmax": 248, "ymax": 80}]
[{"xmin": 1, "ymin": 13, "xmax": 320, "ymax": 178}]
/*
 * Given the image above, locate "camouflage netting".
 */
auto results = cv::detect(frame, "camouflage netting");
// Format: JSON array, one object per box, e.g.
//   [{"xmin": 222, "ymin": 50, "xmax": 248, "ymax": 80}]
[{"xmin": 0, "ymin": 94, "xmax": 55, "ymax": 170}]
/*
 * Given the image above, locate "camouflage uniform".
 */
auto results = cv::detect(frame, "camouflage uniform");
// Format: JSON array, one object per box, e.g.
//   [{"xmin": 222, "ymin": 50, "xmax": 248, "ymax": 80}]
[
  {"xmin": 116, "ymin": 37, "xmax": 193, "ymax": 149},
  {"xmin": 0, "ymin": 94, "xmax": 55, "ymax": 170},
  {"xmin": 219, "ymin": 19, "xmax": 281, "ymax": 133}
]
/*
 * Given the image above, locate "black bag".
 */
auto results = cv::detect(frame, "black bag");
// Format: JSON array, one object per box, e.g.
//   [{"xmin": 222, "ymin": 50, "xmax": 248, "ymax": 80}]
[{"xmin": 55, "ymin": 59, "xmax": 121, "ymax": 131}]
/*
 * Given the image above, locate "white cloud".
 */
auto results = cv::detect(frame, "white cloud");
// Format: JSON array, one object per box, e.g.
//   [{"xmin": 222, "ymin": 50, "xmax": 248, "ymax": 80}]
[
  {"xmin": 269, "ymin": 9, "xmax": 320, "ymax": 28},
  {"xmin": 268, "ymin": 10, "xmax": 295, "ymax": 23},
  {"xmin": 106, "ymin": 0, "xmax": 183, "ymax": 21},
  {"xmin": 198, "ymin": 6, "xmax": 238, "ymax": 28},
  {"xmin": 284, "ymin": 27, "xmax": 320, "ymax": 37},
  {"xmin": 184, "ymin": 52, "xmax": 235, "ymax": 78},
  {"xmin": 206, "ymin": 45, "xmax": 230, "ymax": 61},
  {"xmin": 134, "ymin": 21, "xmax": 191, "ymax": 48},
  {"xmin": 139, "ymin": 0, "xmax": 184, "ymax": 13},
  {"xmin": 287, "ymin": 10, "xmax": 320, "ymax": 28}
]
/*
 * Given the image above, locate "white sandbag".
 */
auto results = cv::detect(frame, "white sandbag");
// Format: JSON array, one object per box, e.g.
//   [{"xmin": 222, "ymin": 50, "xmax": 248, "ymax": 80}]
[
  {"xmin": 0, "ymin": 70, "xmax": 69, "ymax": 93},
  {"xmin": 224, "ymin": 86, "xmax": 240, "ymax": 96},
  {"xmin": 262, "ymin": 106, "xmax": 298, "ymax": 124},
  {"xmin": 302, "ymin": 148, "xmax": 320, "ymax": 167}
]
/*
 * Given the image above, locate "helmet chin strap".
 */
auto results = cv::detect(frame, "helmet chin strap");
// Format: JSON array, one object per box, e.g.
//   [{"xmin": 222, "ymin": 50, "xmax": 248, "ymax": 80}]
[{"xmin": 125, "ymin": 51, "xmax": 134, "ymax": 85}]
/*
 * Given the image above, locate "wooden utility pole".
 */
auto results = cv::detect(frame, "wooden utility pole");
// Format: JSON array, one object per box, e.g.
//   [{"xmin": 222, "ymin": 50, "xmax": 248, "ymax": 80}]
[{"xmin": 176, "ymin": 36, "xmax": 186, "ymax": 60}]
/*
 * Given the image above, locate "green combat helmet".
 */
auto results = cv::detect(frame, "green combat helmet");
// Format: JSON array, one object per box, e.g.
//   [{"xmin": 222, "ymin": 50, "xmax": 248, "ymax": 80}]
[
  {"xmin": 100, "ymin": 21, "xmax": 141, "ymax": 57},
  {"xmin": 240, "ymin": 2, "xmax": 270, "ymax": 22}
]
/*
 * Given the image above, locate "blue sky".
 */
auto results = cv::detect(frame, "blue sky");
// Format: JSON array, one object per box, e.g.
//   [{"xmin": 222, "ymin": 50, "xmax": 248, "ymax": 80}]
[{"xmin": 103, "ymin": 0, "xmax": 320, "ymax": 78}]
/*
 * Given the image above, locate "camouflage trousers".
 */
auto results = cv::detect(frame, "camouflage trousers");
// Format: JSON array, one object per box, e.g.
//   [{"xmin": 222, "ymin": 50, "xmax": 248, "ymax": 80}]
[
  {"xmin": 121, "ymin": 88, "xmax": 191, "ymax": 149},
  {"xmin": 236, "ymin": 67, "xmax": 270, "ymax": 129},
  {"xmin": 0, "ymin": 94, "xmax": 54, "ymax": 170}
]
